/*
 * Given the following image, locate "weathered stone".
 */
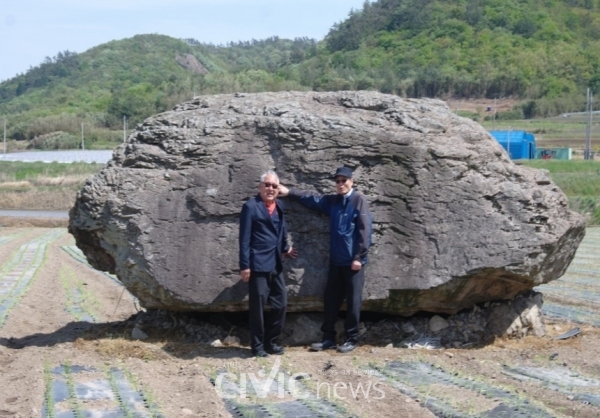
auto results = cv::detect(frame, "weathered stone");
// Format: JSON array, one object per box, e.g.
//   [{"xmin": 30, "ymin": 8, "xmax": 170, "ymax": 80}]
[
  {"xmin": 223, "ymin": 335, "xmax": 240, "ymax": 346},
  {"xmin": 131, "ymin": 326, "xmax": 148, "ymax": 340},
  {"xmin": 429, "ymin": 315, "xmax": 450, "ymax": 333},
  {"xmin": 401, "ymin": 322, "xmax": 416, "ymax": 334},
  {"xmin": 209, "ymin": 339, "xmax": 223, "ymax": 348},
  {"xmin": 69, "ymin": 91, "xmax": 585, "ymax": 315},
  {"xmin": 175, "ymin": 53, "xmax": 208, "ymax": 75},
  {"xmin": 486, "ymin": 291, "xmax": 546, "ymax": 337}
]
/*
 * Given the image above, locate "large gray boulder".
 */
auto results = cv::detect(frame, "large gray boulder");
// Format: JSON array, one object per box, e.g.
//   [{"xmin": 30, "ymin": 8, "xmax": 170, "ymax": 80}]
[{"xmin": 69, "ymin": 91, "xmax": 585, "ymax": 315}]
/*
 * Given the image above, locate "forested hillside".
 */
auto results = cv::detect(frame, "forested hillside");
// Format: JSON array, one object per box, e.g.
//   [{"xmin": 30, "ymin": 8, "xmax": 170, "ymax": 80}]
[
  {"xmin": 0, "ymin": 35, "xmax": 316, "ymax": 147},
  {"xmin": 2, "ymin": 0, "xmax": 600, "ymax": 148},
  {"xmin": 317, "ymin": 0, "xmax": 600, "ymax": 115}
]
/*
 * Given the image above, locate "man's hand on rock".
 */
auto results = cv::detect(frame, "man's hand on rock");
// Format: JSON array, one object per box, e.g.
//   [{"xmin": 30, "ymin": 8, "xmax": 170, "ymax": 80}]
[
  {"xmin": 240, "ymin": 269, "xmax": 251, "ymax": 282},
  {"xmin": 351, "ymin": 260, "xmax": 362, "ymax": 271},
  {"xmin": 285, "ymin": 246, "xmax": 298, "ymax": 259},
  {"xmin": 278, "ymin": 184, "xmax": 289, "ymax": 196}
]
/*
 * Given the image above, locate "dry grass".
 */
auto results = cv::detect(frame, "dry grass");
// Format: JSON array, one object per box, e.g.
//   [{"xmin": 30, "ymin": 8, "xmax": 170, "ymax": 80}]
[
  {"xmin": 485, "ymin": 322, "xmax": 597, "ymax": 352},
  {"xmin": 0, "ymin": 190, "xmax": 77, "ymax": 210},
  {"xmin": 0, "ymin": 216, "xmax": 68, "ymax": 228},
  {"xmin": 0, "ymin": 181, "xmax": 32, "ymax": 189},
  {"xmin": 74, "ymin": 337, "xmax": 170, "ymax": 361},
  {"xmin": 32, "ymin": 175, "xmax": 88, "ymax": 187},
  {"xmin": 0, "ymin": 161, "xmax": 95, "ymax": 210}
]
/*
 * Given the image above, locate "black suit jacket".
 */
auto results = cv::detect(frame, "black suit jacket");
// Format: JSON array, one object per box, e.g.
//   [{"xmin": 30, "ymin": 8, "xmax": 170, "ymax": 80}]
[{"xmin": 239, "ymin": 195, "xmax": 290, "ymax": 273}]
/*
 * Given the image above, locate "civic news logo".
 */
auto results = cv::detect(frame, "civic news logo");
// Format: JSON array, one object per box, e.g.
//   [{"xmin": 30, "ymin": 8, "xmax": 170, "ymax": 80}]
[{"xmin": 215, "ymin": 358, "xmax": 385, "ymax": 400}]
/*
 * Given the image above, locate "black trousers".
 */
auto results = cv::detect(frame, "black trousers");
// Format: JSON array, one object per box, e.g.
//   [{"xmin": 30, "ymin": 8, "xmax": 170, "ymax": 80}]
[
  {"xmin": 321, "ymin": 264, "xmax": 365, "ymax": 343},
  {"xmin": 249, "ymin": 270, "xmax": 287, "ymax": 351}
]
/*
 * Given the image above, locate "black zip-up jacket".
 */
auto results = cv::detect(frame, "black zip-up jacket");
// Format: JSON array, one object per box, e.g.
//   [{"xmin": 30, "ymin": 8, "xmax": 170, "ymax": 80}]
[{"xmin": 289, "ymin": 188, "xmax": 371, "ymax": 266}]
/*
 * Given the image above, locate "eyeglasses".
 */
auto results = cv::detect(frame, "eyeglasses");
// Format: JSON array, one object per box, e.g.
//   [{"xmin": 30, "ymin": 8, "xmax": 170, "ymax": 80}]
[
  {"xmin": 335, "ymin": 178, "xmax": 348, "ymax": 184},
  {"xmin": 262, "ymin": 182, "xmax": 279, "ymax": 189}
]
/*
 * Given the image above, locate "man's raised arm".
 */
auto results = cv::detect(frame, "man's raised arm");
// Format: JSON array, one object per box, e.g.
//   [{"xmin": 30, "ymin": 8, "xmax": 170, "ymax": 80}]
[{"xmin": 277, "ymin": 184, "xmax": 330, "ymax": 214}]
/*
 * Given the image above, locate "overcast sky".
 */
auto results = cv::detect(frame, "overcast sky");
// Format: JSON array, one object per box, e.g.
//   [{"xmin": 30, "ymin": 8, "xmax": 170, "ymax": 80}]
[{"xmin": 0, "ymin": 0, "xmax": 366, "ymax": 82}]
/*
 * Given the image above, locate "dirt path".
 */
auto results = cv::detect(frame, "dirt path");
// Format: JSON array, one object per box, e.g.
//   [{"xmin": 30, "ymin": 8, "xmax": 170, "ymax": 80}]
[{"xmin": 1, "ymin": 227, "xmax": 600, "ymax": 417}]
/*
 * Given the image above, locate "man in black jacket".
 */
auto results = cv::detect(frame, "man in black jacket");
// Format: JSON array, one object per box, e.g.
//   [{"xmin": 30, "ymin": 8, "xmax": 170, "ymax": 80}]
[
  {"xmin": 239, "ymin": 170, "xmax": 296, "ymax": 357},
  {"xmin": 279, "ymin": 167, "xmax": 372, "ymax": 353}
]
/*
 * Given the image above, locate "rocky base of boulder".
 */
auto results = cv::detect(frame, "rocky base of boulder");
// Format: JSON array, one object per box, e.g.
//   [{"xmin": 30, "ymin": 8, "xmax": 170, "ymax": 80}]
[{"xmin": 125, "ymin": 291, "xmax": 546, "ymax": 349}]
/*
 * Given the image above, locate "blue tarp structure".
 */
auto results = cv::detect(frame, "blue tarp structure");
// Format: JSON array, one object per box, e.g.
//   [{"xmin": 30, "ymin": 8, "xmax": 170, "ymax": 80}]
[{"xmin": 488, "ymin": 131, "xmax": 536, "ymax": 159}]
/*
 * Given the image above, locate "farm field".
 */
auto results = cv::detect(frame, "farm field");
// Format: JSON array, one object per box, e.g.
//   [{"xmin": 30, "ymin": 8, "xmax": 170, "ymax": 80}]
[
  {"xmin": 484, "ymin": 115, "xmax": 600, "ymax": 152},
  {"xmin": 449, "ymin": 98, "xmax": 600, "ymax": 153},
  {"xmin": 0, "ymin": 227, "xmax": 600, "ymax": 417},
  {"xmin": 0, "ymin": 161, "xmax": 104, "ymax": 211}
]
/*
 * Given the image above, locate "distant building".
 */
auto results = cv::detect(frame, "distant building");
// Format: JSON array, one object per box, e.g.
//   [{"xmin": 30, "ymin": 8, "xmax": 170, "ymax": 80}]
[{"xmin": 488, "ymin": 130, "xmax": 536, "ymax": 160}]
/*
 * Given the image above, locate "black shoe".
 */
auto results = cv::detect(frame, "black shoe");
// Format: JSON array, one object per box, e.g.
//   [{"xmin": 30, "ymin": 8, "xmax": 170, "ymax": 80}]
[
  {"xmin": 252, "ymin": 349, "xmax": 269, "ymax": 358},
  {"xmin": 337, "ymin": 340, "xmax": 357, "ymax": 353},
  {"xmin": 310, "ymin": 340, "xmax": 337, "ymax": 351},
  {"xmin": 265, "ymin": 344, "xmax": 285, "ymax": 355}
]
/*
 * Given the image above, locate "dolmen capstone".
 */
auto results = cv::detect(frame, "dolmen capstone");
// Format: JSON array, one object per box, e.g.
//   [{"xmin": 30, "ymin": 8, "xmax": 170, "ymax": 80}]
[{"xmin": 69, "ymin": 91, "xmax": 586, "ymax": 315}]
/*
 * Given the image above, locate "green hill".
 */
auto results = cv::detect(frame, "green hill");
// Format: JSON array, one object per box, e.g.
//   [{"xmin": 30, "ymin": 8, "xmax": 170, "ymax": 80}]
[
  {"xmin": 3, "ymin": 0, "xmax": 600, "ymax": 149},
  {"xmin": 0, "ymin": 34, "xmax": 316, "ymax": 148},
  {"xmin": 317, "ymin": 0, "xmax": 600, "ymax": 106}
]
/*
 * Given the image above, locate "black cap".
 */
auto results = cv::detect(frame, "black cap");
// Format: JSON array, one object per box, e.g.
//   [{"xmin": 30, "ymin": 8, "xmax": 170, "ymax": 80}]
[{"xmin": 332, "ymin": 166, "xmax": 353, "ymax": 179}]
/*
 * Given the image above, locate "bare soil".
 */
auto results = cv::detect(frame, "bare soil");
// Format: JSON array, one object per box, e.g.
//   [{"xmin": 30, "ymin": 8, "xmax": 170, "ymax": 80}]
[{"xmin": 1, "ymin": 227, "xmax": 600, "ymax": 418}]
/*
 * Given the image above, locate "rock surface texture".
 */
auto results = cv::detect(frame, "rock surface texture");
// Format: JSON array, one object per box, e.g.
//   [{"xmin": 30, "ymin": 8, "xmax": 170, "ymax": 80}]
[{"xmin": 69, "ymin": 91, "xmax": 586, "ymax": 315}]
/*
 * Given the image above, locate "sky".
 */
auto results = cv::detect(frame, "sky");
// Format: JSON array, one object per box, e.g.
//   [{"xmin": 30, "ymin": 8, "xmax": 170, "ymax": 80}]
[{"xmin": 0, "ymin": 0, "xmax": 367, "ymax": 82}]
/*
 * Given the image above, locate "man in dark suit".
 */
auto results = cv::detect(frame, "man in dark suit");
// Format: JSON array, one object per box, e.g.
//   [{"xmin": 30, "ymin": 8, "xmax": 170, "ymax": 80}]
[
  {"xmin": 239, "ymin": 170, "xmax": 297, "ymax": 357},
  {"xmin": 278, "ymin": 166, "xmax": 372, "ymax": 354}
]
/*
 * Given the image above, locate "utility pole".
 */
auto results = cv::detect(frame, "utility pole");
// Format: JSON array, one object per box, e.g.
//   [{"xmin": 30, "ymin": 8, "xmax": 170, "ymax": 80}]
[
  {"xmin": 3, "ymin": 118, "xmax": 6, "ymax": 155},
  {"xmin": 585, "ymin": 88, "xmax": 593, "ymax": 160},
  {"xmin": 81, "ymin": 123, "xmax": 85, "ymax": 150}
]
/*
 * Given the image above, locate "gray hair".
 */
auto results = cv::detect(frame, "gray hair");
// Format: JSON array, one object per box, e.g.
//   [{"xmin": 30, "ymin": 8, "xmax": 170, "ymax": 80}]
[{"xmin": 260, "ymin": 170, "xmax": 279, "ymax": 183}]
